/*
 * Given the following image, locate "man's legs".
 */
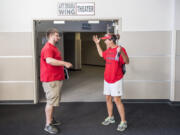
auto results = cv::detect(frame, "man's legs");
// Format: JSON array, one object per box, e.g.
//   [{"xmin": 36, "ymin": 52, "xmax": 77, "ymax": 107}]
[
  {"xmin": 43, "ymin": 81, "xmax": 61, "ymax": 134},
  {"xmin": 44, "ymin": 103, "xmax": 58, "ymax": 134},
  {"xmin": 45, "ymin": 104, "xmax": 53, "ymax": 125}
]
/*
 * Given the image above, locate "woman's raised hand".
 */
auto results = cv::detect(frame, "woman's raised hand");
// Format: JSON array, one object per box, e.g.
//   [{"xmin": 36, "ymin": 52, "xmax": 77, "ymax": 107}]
[{"xmin": 92, "ymin": 35, "xmax": 101, "ymax": 45}]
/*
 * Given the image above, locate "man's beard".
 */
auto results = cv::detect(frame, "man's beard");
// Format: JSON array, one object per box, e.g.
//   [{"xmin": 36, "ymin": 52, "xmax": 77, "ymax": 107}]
[
  {"xmin": 54, "ymin": 39, "xmax": 59, "ymax": 45},
  {"xmin": 54, "ymin": 41, "xmax": 59, "ymax": 46}
]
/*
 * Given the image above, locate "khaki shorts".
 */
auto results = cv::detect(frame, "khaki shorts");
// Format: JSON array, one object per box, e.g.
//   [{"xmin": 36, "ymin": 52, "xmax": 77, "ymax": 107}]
[{"xmin": 42, "ymin": 81, "xmax": 63, "ymax": 106}]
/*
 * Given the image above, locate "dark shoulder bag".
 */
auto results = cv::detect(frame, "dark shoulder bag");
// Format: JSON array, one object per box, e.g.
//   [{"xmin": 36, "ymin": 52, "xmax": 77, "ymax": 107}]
[
  {"xmin": 116, "ymin": 47, "xmax": 126, "ymax": 75},
  {"xmin": 122, "ymin": 64, "xmax": 126, "ymax": 75}
]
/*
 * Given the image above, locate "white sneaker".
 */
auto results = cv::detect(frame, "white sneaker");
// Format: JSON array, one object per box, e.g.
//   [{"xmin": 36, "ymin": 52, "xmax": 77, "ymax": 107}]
[
  {"xmin": 101, "ymin": 116, "xmax": 115, "ymax": 125},
  {"xmin": 117, "ymin": 121, "xmax": 127, "ymax": 131}
]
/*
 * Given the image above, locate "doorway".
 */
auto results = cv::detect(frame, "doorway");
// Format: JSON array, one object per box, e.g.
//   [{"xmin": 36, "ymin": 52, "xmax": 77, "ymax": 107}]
[{"xmin": 33, "ymin": 19, "xmax": 120, "ymax": 103}]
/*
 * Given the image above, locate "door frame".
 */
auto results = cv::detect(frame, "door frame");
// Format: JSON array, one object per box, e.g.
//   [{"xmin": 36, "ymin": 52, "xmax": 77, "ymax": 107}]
[{"xmin": 32, "ymin": 18, "xmax": 122, "ymax": 104}]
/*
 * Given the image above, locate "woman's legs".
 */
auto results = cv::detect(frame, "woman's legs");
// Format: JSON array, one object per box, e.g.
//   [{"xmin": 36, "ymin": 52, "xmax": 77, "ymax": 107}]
[
  {"xmin": 106, "ymin": 95, "xmax": 113, "ymax": 117},
  {"xmin": 113, "ymin": 96, "xmax": 126, "ymax": 122},
  {"xmin": 102, "ymin": 95, "xmax": 115, "ymax": 125}
]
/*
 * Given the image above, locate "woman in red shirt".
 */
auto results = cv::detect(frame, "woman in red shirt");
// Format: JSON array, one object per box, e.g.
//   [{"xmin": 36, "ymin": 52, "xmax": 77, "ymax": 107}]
[{"xmin": 93, "ymin": 33, "xmax": 129, "ymax": 132}]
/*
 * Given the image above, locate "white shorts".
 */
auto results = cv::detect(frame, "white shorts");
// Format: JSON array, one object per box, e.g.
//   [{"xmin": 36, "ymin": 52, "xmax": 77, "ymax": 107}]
[{"xmin": 104, "ymin": 79, "xmax": 123, "ymax": 97}]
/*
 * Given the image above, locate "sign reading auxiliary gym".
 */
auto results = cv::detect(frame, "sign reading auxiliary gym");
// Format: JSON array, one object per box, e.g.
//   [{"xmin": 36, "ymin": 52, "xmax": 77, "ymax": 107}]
[{"xmin": 58, "ymin": 2, "xmax": 95, "ymax": 16}]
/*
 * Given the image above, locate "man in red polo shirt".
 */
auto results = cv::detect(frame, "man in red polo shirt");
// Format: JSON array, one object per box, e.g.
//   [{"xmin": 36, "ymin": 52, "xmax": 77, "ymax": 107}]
[{"xmin": 40, "ymin": 28, "xmax": 72, "ymax": 134}]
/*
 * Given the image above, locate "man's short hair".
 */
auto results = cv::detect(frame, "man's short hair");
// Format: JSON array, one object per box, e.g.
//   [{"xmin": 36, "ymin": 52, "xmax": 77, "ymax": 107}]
[{"xmin": 46, "ymin": 28, "xmax": 59, "ymax": 38}]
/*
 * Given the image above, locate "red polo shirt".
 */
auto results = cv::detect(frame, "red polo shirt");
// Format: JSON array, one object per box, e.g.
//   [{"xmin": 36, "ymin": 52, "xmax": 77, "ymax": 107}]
[
  {"xmin": 40, "ymin": 42, "xmax": 65, "ymax": 82},
  {"xmin": 103, "ymin": 46, "xmax": 128, "ymax": 83}
]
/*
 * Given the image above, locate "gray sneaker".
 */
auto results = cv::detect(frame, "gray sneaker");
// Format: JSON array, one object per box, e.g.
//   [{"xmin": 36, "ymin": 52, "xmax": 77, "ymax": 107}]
[
  {"xmin": 44, "ymin": 124, "xmax": 58, "ymax": 134},
  {"xmin": 52, "ymin": 117, "xmax": 61, "ymax": 126},
  {"xmin": 117, "ymin": 121, "xmax": 127, "ymax": 131},
  {"xmin": 102, "ymin": 116, "xmax": 115, "ymax": 125}
]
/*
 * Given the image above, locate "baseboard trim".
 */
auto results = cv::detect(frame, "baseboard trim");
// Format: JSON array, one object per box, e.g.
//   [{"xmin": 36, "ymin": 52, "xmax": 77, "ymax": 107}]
[
  {"xmin": 0, "ymin": 99, "xmax": 180, "ymax": 105},
  {"xmin": 122, "ymin": 99, "xmax": 169, "ymax": 103},
  {"xmin": 168, "ymin": 101, "xmax": 180, "ymax": 106},
  {"xmin": 0, "ymin": 100, "xmax": 34, "ymax": 105}
]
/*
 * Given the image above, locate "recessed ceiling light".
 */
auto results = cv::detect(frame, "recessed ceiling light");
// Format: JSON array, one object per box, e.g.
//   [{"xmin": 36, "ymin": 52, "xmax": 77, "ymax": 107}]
[
  {"xmin": 53, "ymin": 21, "xmax": 65, "ymax": 24},
  {"xmin": 88, "ymin": 20, "xmax": 99, "ymax": 24}
]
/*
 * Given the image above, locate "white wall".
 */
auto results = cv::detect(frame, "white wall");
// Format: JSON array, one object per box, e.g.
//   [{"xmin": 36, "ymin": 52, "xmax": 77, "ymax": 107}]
[
  {"xmin": 0, "ymin": 0, "xmax": 176, "ymax": 102},
  {"xmin": 175, "ymin": 0, "xmax": 180, "ymax": 101},
  {"xmin": 0, "ymin": 0, "xmax": 173, "ymax": 32},
  {"xmin": 175, "ymin": 0, "xmax": 180, "ymax": 30},
  {"xmin": 122, "ymin": 0, "xmax": 173, "ymax": 31}
]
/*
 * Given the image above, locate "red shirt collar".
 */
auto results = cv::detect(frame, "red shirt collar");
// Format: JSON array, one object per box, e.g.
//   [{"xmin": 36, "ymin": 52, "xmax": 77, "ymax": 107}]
[
  {"xmin": 47, "ymin": 42, "xmax": 57, "ymax": 49},
  {"xmin": 108, "ymin": 46, "xmax": 118, "ymax": 50}
]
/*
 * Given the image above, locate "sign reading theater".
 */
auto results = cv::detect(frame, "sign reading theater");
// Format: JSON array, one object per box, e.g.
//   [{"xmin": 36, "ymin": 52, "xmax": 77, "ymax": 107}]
[{"xmin": 58, "ymin": 2, "xmax": 95, "ymax": 16}]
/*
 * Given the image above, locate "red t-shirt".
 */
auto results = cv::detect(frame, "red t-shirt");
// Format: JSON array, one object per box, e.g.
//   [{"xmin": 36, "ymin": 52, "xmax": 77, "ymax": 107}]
[
  {"xmin": 103, "ymin": 46, "xmax": 128, "ymax": 83},
  {"xmin": 40, "ymin": 42, "xmax": 65, "ymax": 82}
]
